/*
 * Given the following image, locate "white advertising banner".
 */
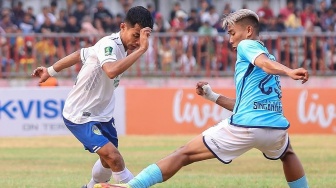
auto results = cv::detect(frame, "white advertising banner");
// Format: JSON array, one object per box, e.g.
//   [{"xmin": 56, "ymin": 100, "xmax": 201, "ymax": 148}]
[{"xmin": 0, "ymin": 87, "xmax": 125, "ymax": 137}]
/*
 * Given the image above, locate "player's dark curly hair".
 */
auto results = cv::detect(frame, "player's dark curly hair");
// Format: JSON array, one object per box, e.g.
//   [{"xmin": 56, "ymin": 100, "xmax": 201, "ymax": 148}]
[{"xmin": 125, "ymin": 6, "xmax": 154, "ymax": 29}]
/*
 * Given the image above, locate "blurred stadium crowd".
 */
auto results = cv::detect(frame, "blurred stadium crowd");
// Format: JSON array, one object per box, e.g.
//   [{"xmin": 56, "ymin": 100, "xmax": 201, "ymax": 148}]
[
  {"xmin": 0, "ymin": 0, "xmax": 336, "ymax": 78},
  {"xmin": 2, "ymin": 0, "xmax": 336, "ymax": 35},
  {"xmin": 2, "ymin": 0, "xmax": 336, "ymax": 34}
]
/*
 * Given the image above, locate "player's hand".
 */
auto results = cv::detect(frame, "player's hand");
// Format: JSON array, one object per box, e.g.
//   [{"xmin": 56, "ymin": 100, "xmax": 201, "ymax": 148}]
[
  {"xmin": 31, "ymin": 66, "xmax": 50, "ymax": 83},
  {"xmin": 138, "ymin": 27, "xmax": 152, "ymax": 52},
  {"xmin": 287, "ymin": 68, "xmax": 309, "ymax": 84},
  {"xmin": 196, "ymin": 81, "xmax": 209, "ymax": 96},
  {"xmin": 196, "ymin": 81, "xmax": 220, "ymax": 102}
]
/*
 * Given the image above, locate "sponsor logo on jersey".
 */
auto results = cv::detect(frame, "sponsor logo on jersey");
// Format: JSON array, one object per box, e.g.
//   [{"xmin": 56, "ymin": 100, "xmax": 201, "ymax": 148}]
[
  {"xmin": 104, "ymin": 46, "xmax": 113, "ymax": 56},
  {"xmin": 253, "ymin": 100, "xmax": 283, "ymax": 113},
  {"xmin": 82, "ymin": 112, "xmax": 91, "ymax": 117}
]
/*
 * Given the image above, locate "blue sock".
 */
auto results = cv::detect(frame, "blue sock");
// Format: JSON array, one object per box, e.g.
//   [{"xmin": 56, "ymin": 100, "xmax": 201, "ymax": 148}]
[
  {"xmin": 288, "ymin": 175, "xmax": 309, "ymax": 188},
  {"xmin": 128, "ymin": 164, "xmax": 163, "ymax": 188}
]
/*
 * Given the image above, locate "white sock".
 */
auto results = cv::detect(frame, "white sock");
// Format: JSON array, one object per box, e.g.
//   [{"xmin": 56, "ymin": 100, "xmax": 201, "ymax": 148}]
[
  {"xmin": 86, "ymin": 159, "xmax": 112, "ymax": 188},
  {"xmin": 112, "ymin": 167, "xmax": 134, "ymax": 183}
]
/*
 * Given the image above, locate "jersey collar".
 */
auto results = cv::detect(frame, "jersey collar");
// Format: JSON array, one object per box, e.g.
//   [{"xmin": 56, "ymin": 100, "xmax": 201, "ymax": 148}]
[{"xmin": 113, "ymin": 32, "xmax": 126, "ymax": 54}]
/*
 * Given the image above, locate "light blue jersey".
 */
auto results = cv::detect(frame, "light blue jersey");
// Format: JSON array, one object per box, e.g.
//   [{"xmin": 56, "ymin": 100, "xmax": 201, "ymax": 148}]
[{"xmin": 230, "ymin": 39, "xmax": 289, "ymax": 129}]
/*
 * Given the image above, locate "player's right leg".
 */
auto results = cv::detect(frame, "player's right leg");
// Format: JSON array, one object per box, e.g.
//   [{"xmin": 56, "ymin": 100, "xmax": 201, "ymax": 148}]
[
  {"xmin": 94, "ymin": 133, "xmax": 215, "ymax": 188},
  {"xmin": 63, "ymin": 118, "xmax": 133, "ymax": 188},
  {"xmin": 95, "ymin": 129, "xmax": 216, "ymax": 188},
  {"xmin": 106, "ymin": 118, "xmax": 255, "ymax": 188},
  {"xmin": 158, "ymin": 133, "xmax": 215, "ymax": 180},
  {"xmin": 114, "ymin": 133, "xmax": 215, "ymax": 188}
]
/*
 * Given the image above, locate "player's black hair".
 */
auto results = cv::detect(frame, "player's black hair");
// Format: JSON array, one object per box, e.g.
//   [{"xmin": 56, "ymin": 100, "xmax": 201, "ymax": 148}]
[
  {"xmin": 51, "ymin": 0, "xmax": 57, "ymax": 7},
  {"xmin": 124, "ymin": 6, "xmax": 154, "ymax": 29}
]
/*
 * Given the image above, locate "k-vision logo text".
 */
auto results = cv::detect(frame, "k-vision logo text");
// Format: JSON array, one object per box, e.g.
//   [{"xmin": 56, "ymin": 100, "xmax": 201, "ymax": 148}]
[{"xmin": 0, "ymin": 99, "xmax": 65, "ymax": 119}]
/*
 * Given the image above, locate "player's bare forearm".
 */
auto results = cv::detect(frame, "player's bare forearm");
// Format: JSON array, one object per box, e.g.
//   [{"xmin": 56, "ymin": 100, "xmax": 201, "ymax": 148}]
[
  {"xmin": 261, "ymin": 61, "xmax": 291, "ymax": 75},
  {"xmin": 102, "ymin": 27, "xmax": 151, "ymax": 79},
  {"xmin": 254, "ymin": 54, "xmax": 309, "ymax": 83},
  {"xmin": 102, "ymin": 48, "xmax": 146, "ymax": 78},
  {"xmin": 196, "ymin": 82, "xmax": 235, "ymax": 111},
  {"xmin": 53, "ymin": 50, "xmax": 81, "ymax": 72},
  {"xmin": 254, "ymin": 54, "xmax": 291, "ymax": 76},
  {"xmin": 32, "ymin": 50, "xmax": 81, "ymax": 83},
  {"xmin": 216, "ymin": 95, "xmax": 235, "ymax": 112}
]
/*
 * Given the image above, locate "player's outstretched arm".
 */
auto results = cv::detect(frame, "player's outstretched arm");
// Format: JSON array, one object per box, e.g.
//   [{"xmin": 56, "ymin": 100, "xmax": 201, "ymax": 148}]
[
  {"xmin": 31, "ymin": 50, "xmax": 81, "ymax": 83},
  {"xmin": 102, "ymin": 27, "xmax": 152, "ymax": 79},
  {"xmin": 254, "ymin": 54, "xmax": 309, "ymax": 84},
  {"xmin": 196, "ymin": 82, "xmax": 235, "ymax": 112}
]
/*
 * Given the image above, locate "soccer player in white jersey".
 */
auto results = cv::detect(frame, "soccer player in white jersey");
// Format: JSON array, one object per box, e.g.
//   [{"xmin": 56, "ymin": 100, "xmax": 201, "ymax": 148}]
[
  {"xmin": 32, "ymin": 6, "xmax": 153, "ymax": 188},
  {"xmin": 103, "ymin": 9, "xmax": 309, "ymax": 188}
]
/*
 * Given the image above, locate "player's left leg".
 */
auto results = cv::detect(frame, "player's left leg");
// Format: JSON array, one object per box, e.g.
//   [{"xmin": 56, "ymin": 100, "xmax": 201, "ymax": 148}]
[
  {"xmin": 86, "ymin": 157, "xmax": 133, "ymax": 187},
  {"xmin": 95, "ymin": 119, "xmax": 134, "ymax": 184},
  {"xmin": 257, "ymin": 129, "xmax": 308, "ymax": 188},
  {"xmin": 281, "ymin": 144, "xmax": 308, "ymax": 188},
  {"xmin": 86, "ymin": 158, "xmax": 113, "ymax": 188},
  {"xmin": 63, "ymin": 118, "xmax": 114, "ymax": 188},
  {"xmin": 99, "ymin": 154, "xmax": 134, "ymax": 183}
]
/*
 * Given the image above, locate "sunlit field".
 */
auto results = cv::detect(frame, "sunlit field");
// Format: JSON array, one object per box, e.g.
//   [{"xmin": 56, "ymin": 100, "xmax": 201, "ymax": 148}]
[{"xmin": 0, "ymin": 135, "xmax": 335, "ymax": 188}]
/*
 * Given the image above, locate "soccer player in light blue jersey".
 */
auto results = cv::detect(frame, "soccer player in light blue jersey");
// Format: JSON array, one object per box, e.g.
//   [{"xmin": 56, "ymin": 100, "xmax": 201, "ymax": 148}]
[{"xmin": 99, "ymin": 9, "xmax": 309, "ymax": 188}]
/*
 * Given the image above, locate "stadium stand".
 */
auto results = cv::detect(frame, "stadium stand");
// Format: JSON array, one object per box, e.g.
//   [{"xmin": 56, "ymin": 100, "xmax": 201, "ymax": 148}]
[{"xmin": 0, "ymin": 0, "xmax": 335, "ymax": 78}]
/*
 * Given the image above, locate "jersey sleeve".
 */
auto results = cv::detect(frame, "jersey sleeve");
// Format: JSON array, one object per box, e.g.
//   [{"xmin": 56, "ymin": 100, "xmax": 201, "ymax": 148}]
[
  {"xmin": 95, "ymin": 37, "xmax": 118, "ymax": 66},
  {"xmin": 80, "ymin": 47, "xmax": 90, "ymax": 64},
  {"xmin": 237, "ymin": 40, "xmax": 266, "ymax": 65}
]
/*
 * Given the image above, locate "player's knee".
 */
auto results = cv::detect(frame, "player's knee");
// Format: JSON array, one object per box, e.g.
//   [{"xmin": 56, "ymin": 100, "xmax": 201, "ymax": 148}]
[
  {"xmin": 100, "ymin": 158, "xmax": 110, "ymax": 168},
  {"xmin": 280, "ymin": 146, "xmax": 295, "ymax": 162},
  {"xmin": 100, "ymin": 151, "xmax": 125, "ymax": 170},
  {"xmin": 173, "ymin": 145, "xmax": 192, "ymax": 166}
]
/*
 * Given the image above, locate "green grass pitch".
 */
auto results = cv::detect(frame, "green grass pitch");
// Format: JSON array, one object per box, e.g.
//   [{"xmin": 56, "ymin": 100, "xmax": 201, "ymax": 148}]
[{"xmin": 0, "ymin": 135, "xmax": 335, "ymax": 188}]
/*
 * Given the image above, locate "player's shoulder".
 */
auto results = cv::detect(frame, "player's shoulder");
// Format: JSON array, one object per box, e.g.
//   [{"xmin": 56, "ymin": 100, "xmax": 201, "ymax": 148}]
[
  {"xmin": 237, "ymin": 39, "xmax": 264, "ymax": 48},
  {"xmin": 98, "ymin": 32, "xmax": 123, "ymax": 47},
  {"xmin": 98, "ymin": 34, "xmax": 115, "ymax": 43},
  {"xmin": 237, "ymin": 40, "xmax": 265, "ymax": 55}
]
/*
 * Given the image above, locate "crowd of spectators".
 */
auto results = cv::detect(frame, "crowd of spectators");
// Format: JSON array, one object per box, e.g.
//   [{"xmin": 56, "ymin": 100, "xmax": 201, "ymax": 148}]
[
  {"xmin": 1, "ymin": 0, "xmax": 336, "ymax": 35},
  {"xmin": 0, "ymin": 0, "xmax": 336, "ymax": 76},
  {"xmin": 0, "ymin": 0, "xmax": 123, "ymax": 35}
]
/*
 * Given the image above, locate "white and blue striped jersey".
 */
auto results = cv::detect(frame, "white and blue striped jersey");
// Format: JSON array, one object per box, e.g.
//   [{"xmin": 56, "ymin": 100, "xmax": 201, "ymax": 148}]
[{"xmin": 230, "ymin": 39, "xmax": 289, "ymax": 129}]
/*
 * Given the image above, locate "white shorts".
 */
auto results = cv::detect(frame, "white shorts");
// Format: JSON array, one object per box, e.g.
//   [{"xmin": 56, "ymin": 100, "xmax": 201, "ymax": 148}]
[{"xmin": 202, "ymin": 118, "xmax": 289, "ymax": 164}]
